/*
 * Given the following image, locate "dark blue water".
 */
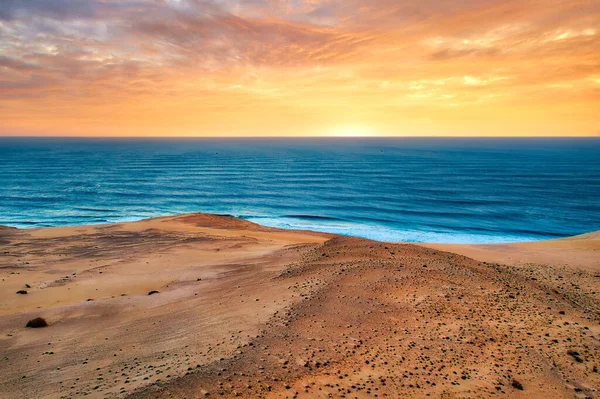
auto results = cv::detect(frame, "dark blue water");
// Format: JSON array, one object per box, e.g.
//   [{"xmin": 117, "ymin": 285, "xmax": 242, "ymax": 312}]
[{"xmin": 0, "ymin": 137, "xmax": 598, "ymax": 243}]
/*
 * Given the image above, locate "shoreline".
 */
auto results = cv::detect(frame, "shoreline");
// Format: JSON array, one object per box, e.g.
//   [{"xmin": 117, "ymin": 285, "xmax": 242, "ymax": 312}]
[
  {"xmin": 1, "ymin": 212, "xmax": 592, "ymax": 245},
  {"xmin": 0, "ymin": 213, "xmax": 598, "ymax": 398}
]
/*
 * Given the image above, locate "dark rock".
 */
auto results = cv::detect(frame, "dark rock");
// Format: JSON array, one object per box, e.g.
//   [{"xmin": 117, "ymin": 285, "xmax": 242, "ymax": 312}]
[
  {"xmin": 26, "ymin": 317, "xmax": 48, "ymax": 328},
  {"xmin": 511, "ymin": 379, "xmax": 524, "ymax": 390},
  {"xmin": 567, "ymin": 350, "xmax": 584, "ymax": 363}
]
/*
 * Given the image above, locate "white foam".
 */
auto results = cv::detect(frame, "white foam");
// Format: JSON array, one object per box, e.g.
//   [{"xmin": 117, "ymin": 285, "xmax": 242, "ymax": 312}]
[{"xmin": 245, "ymin": 217, "xmax": 538, "ymax": 244}]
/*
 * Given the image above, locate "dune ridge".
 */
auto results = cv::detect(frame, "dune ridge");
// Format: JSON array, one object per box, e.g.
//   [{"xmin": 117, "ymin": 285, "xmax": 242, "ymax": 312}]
[{"xmin": 0, "ymin": 214, "xmax": 598, "ymax": 398}]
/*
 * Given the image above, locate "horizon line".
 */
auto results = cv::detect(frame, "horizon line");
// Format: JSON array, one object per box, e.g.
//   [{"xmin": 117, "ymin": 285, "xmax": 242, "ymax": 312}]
[{"xmin": 1, "ymin": 135, "xmax": 599, "ymax": 139}]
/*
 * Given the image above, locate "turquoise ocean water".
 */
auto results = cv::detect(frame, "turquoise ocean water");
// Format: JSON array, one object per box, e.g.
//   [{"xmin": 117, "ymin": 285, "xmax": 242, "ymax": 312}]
[{"xmin": 0, "ymin": 137, "xmax": 598, "ymax": 243}]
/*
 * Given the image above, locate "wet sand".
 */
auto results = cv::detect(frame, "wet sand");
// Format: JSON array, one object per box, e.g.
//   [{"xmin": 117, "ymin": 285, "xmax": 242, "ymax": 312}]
[{"xmin": 0, "ymin": 214, "xmax": 598, "ymax": 398}]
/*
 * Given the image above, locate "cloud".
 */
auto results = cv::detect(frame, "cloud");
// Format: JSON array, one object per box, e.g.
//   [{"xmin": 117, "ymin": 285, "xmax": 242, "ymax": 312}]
[
  {"xmin": 122, "ymin": 1, "xmax": 382, "ymax": 69},
  {"xmin": 0, "ymin": 55, "xmax": 42, "ymax": 71},
  {"xmin": 0, "ymin": 0, "xmax": 99, "ymax": 21},
  {"xmin": 430, "ymin": 47, "xmax": 501, "ymax": 60},
  {"xmin": 0, "ymin": 0, "xmax": 598, "ymax": 136}
]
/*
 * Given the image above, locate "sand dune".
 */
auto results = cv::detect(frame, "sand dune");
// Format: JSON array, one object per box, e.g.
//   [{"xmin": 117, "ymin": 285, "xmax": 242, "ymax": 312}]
[
  {"xmin": 0, "ymin": 215, "xmax": 598, "ymax": 398},
  {"xmin": 420, "ymin": 231, "xmax": 600, "ymax": 272}
]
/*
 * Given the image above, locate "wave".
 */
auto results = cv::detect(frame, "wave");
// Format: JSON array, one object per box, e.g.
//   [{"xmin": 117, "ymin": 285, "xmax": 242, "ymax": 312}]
[
  {"xmin": 72, "ymin": 207, "xmax": 117, "ymax": 213},
  {"xmin": 283, "ymin": 214, "xmax": 343, "ymax": 222},
  {"xmin": 243, "ymin": 216, "xmax": 544, "ymax": 244}
]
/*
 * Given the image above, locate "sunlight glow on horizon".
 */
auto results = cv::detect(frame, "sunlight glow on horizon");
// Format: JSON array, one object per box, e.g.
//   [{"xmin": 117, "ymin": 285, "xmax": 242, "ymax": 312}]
[{"xmin": 328, "ymin": 126, "xmax": 377, "ymax": 137}]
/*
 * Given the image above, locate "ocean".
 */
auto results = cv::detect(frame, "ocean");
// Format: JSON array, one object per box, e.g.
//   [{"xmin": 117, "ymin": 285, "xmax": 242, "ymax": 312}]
[{"xmin": 0, "ymin": 137, "xmax": 598, "ymax": 243}]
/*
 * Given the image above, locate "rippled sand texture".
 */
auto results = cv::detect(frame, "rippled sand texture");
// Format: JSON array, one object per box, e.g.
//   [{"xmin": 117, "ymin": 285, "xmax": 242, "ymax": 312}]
[{"xmin": 1, "ymin": 214, "xmax": 599, "ymax": 398}]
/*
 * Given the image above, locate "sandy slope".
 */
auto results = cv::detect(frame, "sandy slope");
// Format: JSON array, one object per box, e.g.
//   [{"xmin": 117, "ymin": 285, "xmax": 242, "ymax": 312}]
[
  {"xmin": 0, "ymin": 215, "xmax": 598, "ymax": 399},
  {"xmin": 420, "ymin": 231, "xmax": 600, "ymax": 272},
  {"xmin": 0, "ymin": 214, "xmax": 330, "ymax": 398}
]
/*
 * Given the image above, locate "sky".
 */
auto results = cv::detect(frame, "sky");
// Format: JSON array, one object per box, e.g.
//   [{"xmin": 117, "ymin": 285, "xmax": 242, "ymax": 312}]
[{"xmin": 0, "ymin": 0, "xmax": 598, "ymax": 137}]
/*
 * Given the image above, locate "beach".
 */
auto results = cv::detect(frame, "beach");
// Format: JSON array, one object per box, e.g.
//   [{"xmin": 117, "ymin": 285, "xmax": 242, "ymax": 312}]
[{"xmin": 0, "ymin": 214, "xmax": 598, "ymax": 398}]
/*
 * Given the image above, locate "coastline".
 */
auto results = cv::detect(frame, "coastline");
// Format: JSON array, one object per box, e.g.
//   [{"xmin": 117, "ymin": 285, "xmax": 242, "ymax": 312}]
[
  {"xmin": 0, "ymin": 213, "xmax": 598, "ymax": 398},
  {"xmin": 1, "ymin": 212, "xmax": 584, "ymax": 245}
]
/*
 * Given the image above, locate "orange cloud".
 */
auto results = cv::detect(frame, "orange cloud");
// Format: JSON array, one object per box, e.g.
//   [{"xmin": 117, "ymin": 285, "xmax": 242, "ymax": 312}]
[{"xmin": 0, "ymin": 0, "xmax": 598, "ymax": 136}]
